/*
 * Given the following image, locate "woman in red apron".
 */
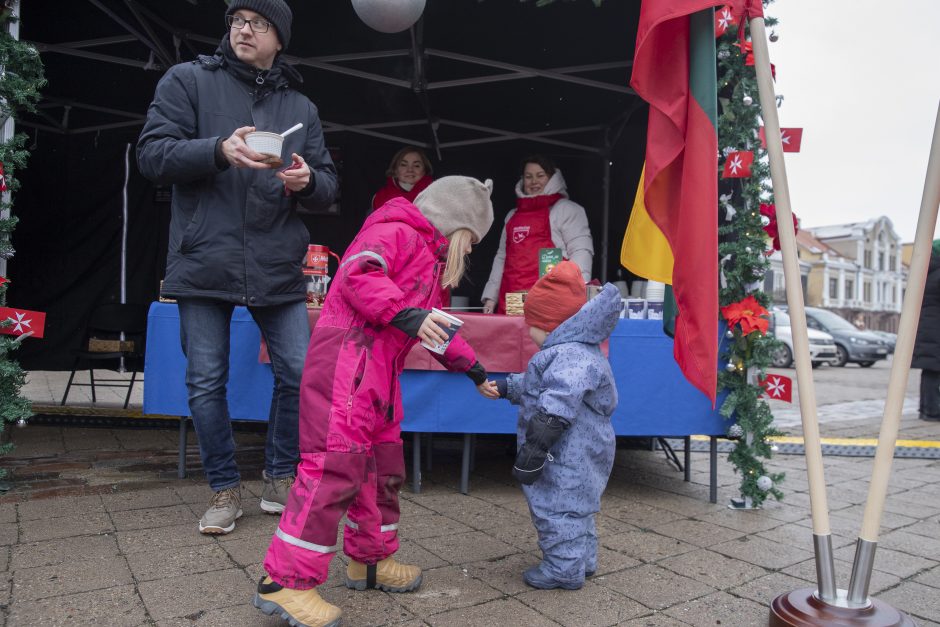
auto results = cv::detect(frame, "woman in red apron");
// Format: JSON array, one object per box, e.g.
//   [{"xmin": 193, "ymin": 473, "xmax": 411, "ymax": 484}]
[
  {"xmin": 482, "ymin": 155, "xmax": 595, "ymax": 314},
  {"xmin": 371, "ymin": 146, "xmax": 434, "ymax": 211}
]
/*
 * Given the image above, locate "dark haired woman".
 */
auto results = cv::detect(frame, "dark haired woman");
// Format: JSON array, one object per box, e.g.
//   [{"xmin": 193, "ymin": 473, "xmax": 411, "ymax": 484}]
[{"xmin": 482, "ymin": 155, "xmax": 594, "ymax": 314}]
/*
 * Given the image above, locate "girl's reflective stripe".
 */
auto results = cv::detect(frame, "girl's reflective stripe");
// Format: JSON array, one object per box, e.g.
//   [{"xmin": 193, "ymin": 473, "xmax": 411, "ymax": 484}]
[
  {"xmin": 275, "ymin": 527, "xmax": 337, "ymax": 553},
  {"xmin": 345, "ymin": 519, "xmax": 398, "ymax": 533},
  {"xmin": 340, "ymin": 250, "xmax": 388, "ymax": 274}
]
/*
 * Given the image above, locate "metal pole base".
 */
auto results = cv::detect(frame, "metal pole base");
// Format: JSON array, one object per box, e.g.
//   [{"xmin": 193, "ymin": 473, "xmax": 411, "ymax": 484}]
[{"xmin": 769, "ymin": 588, "xmax": 916, "ymax": 626}]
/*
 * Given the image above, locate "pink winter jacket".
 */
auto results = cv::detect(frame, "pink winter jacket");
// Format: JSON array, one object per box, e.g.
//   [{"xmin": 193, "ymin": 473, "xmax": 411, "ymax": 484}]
[{"xmin": 300, "ymin": 197, "xmax": 477, "ymax": 452}]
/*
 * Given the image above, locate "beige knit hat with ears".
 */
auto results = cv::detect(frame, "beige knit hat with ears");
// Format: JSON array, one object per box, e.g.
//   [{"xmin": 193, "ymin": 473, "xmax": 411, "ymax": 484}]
[{"xmin": 413, "ymin": 176, "xmax": 495, "ymax": 243}]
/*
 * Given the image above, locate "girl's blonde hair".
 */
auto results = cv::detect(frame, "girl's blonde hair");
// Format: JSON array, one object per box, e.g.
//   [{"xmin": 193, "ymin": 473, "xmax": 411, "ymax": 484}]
[{"xmin": 441, "ymin": 228, "xmax": 473, "ymax": 289}]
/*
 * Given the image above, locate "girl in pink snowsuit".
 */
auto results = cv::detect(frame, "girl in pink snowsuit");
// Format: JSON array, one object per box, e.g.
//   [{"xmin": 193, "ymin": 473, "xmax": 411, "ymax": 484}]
[{"xmin": 256, "ymin": 176, "xmax": 498, "ymax": 627}]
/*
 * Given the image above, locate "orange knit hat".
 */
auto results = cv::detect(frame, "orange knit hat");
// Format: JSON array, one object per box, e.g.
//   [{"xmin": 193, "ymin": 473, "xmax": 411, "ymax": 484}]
[{"xmin": 524, "ymin": 260, "xmax": 586, "ymax": 332}]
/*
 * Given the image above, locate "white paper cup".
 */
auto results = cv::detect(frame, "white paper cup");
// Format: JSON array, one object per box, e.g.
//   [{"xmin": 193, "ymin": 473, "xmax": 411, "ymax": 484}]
[
  {"xmin": 626, "ymin": 298, "xmax": 647, "ymax": 319},
  {"xmin": 421, "ymin": 307, "xmax": 463, "ymax": 354},
  {"xmin": 245, "ymin": 131, "xmax": 284, "ymax": 159},
  {"xmin": 646, "ymin": 299, "xmax": 664, "ymax": 320}
]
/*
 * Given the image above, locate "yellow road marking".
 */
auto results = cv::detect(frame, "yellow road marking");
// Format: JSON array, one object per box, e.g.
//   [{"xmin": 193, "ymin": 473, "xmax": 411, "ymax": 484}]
[{"xmin": 691, "ymin": 434, "xmax": 940, "ymax": 448}]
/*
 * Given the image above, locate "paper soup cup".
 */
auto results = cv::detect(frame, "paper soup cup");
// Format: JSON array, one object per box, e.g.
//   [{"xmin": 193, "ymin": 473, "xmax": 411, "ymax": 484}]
[
  {"xmin": 421, "ymin": 307, "xmax": 463, "ymax": 355},
  {"xmin": 245, "ymin": 131, "xmax": 284, "ymax": 159}
]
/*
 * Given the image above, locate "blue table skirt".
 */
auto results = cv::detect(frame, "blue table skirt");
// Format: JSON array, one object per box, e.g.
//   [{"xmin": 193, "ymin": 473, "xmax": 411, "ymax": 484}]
[{"xmin": 144, "ymin": 302, "xmax": 728, "ymax": 437}]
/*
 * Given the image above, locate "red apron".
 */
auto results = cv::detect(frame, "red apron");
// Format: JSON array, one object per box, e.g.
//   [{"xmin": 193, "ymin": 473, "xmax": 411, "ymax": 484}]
[{"xmin": 497, "ymin": 194, "xmax": 562, "ymax": 314}]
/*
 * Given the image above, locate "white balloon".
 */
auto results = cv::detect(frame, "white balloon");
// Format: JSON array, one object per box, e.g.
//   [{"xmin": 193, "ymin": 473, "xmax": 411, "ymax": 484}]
[{"xmin": 352, "ymin": 0, "xmax": 427, "ymax": 34}]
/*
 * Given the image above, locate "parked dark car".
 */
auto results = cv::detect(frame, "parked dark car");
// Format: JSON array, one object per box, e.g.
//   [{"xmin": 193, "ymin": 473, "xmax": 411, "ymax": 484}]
[
  {"xmin": 802, "ymin": 307, "xmax": 890, "ymax": 367},
  {"xmin": 870, "ymin": 330, "xmax": 897, "ymax": 354}
]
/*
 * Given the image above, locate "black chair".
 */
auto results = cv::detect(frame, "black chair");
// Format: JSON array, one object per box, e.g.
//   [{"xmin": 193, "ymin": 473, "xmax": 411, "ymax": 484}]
[{"xmin": 61, "ymin": 303, "xmax": 149, "ymax": 409}]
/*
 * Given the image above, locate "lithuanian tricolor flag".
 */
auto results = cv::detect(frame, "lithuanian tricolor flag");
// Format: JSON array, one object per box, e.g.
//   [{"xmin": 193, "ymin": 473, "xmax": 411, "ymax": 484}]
[{"xmin": 624, "ymin": 2, "xmax": 729, "ymax": 405}]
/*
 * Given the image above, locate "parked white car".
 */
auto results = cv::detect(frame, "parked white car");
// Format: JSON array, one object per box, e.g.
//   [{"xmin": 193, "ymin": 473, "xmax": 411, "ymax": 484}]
[{"xmin": 770, "ymin": 310, "xmax": 838, "ymax": 368}]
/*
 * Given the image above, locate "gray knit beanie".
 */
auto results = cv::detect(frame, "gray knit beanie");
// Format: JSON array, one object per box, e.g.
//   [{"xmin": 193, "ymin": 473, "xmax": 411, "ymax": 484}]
[
  {"xmin": 226, "ymin": 0, "xmax": 292, "ymax": 50},
  {"xmin": 414, "ymin": 176, "xmax": 495, "ymax": 243}
]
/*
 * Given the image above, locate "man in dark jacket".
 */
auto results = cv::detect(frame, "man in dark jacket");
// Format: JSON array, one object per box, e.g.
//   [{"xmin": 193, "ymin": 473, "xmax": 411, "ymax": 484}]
[
  {"xmin": 137, "ymin": 0, "xmax": 338, "ymax": 535},
  {"xmin": 913, "ymin": 240, "xmax": 940, "ymax": 422}
]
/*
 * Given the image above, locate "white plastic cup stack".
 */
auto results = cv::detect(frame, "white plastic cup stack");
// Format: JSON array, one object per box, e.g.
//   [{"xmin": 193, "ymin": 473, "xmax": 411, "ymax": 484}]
[{"xmin": 629, "ymin": 280, "xmax": 647, "ymax": 298}]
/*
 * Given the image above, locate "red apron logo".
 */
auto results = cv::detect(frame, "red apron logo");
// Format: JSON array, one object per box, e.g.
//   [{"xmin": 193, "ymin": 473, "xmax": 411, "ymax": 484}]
[{"xmin": 512, "ymin": 226, "xmax": 530, "ymax": 244}]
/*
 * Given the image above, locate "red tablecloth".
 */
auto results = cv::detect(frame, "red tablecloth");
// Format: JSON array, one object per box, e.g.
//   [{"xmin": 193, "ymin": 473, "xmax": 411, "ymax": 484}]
[{"xmin": 260, "ymin": 309, "xmax": 539, "ymax": 373}]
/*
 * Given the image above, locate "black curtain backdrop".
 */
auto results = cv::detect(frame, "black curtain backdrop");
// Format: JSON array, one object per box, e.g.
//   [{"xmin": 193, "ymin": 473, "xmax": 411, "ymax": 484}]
[{"xmin": 9, "ymin": 0, "xmax": 647, "ymax": 370}]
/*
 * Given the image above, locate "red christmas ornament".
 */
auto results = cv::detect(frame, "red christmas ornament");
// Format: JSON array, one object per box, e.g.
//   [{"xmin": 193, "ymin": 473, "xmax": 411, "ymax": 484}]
[
  {"xmin": 760, "ymin": 203, "xmax": 798, "ymax": 252},
  {"xmin": 0, "ymin": 162, "xmax": 7, "ymax": 192},
  {"xmin": 0, "ymin": 276, "xmax": 8, "ymax": 287}
]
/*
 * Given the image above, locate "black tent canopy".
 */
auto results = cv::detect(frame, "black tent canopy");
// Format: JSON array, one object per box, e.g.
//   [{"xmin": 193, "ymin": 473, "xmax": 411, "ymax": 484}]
[{"xmin": 11, "ymin": 0, "xmax": 647, "ymax": 368}]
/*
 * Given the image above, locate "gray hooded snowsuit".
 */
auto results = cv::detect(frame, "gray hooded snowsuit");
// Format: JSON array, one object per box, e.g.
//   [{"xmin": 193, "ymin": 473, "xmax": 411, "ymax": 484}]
[{"xmin": 504, "ymin": 283, "xmax": 621, "ymax": 585}]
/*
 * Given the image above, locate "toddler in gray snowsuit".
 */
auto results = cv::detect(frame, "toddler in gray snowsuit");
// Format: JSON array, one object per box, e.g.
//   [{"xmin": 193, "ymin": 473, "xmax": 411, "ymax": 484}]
[{"xmin": 495, "ymin": 260, "xmax": 621, "ymax": 590}]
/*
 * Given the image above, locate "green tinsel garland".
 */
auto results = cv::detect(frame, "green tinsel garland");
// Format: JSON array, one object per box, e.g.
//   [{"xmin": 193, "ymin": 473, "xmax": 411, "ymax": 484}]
[
  {"xmin": 0, "ymin": 8, "xmax": 46, "ymax": 479},
  {"xmin": 716, "ymin": 2, "xmax": 786, "ymax": 506}
]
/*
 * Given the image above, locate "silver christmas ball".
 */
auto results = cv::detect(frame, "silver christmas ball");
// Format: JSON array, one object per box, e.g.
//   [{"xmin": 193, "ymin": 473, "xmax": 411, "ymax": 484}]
[
  {"xmin": 728, "ymin": 424, "xmax": 744, "ymax": 439},
  {"xmin": 745, "ymin": 247, "xmax": 752, "ymax": 254},
  {"xmin": 760, "ymin": 215, "xmax": 771, "ymax": 227},
  {"xmin": 352, "ymin": 0, "xmax": 426, "ymax": 33},
  {"xmin": 16, "ymin": 418, "xmax": 27, "ymax": 428},
  {"xmin": 725, "ymin": 362, "xmax": 738, "ymax": 372},
  {"xmin": 769, "ymin": 31, "xmax": 779, "ymax": 42},
  {"xmin": 742, "ymin": 94, "xmax": 753, "ymax": 106},
  {"xmin": 718, "ymin": 49, "xmax": 731, "ymax": 60},
  {"xmin": 726, "ymin": 329, "xmax": 735, "ymax": 339},
  {"xmin": 756, "ymin": 475, "xmax": 773, "ymax": 491}
]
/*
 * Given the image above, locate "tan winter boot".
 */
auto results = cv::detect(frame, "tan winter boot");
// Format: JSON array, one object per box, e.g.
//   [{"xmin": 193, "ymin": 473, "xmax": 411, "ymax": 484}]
[
  {"xmin": 345, "ymin": 557, "xmax": 422, "ymax": 592},
  {"xmin": 253, "ymin": 576, "xmax": 342, "ymax": 627}
]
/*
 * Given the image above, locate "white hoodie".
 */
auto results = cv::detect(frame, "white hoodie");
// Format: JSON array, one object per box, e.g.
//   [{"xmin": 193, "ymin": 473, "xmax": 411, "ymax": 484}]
[{"xmin": 481, "ymin": 169, "xmax": 594, "ymax": 304}]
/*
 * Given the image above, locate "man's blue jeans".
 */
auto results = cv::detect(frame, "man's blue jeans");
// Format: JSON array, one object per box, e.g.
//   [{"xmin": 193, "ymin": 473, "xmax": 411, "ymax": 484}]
[{"xmin": 178, "ymin": 298, "xmax": 310, "ymax": 491}]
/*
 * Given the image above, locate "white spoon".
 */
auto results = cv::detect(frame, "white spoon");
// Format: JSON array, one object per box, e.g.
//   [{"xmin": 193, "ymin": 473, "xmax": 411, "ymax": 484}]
[{"xmin": 279, "ymin": 123, "xmax": 303, "ymax": 138}]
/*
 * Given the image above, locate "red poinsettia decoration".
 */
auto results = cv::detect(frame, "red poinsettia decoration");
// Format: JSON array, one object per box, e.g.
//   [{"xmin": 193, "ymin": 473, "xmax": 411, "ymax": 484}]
[
  {"xmin": 721, "ymin": 295, "xmax": 769, "ymax": 335},
  {"xmin": 760, "ymin": 203, "xmax": 798, "ymax": 252},
  {"xmin": 0, "ymin": 276, "xmax": 8, "ymax": 287}
]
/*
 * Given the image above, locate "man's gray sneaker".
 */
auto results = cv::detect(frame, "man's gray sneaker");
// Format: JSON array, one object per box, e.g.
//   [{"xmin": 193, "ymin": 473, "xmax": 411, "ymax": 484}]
[
  {"xmin": 199, "ymin": 486, "xmax": 242, "ymax": 535},
  {"xmin": 260, "ymin": 471, "xmax": 295, "ymax": 514}
]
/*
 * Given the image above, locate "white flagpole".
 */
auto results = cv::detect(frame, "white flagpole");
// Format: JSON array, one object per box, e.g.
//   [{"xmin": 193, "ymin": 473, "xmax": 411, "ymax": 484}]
[
  {"xmin": 847, "ymin": 102, "xmax": 940, "ymax": 605},
  {"xmin": 749, "ymin": 15, "xmax": 836, "ymax": 602}
]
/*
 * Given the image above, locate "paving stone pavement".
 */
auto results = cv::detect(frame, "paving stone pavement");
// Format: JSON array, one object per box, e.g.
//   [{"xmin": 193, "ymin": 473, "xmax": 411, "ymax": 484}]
[{"xmin": 0, "ymin": 371, "xmax": 938, "ymax": 626}]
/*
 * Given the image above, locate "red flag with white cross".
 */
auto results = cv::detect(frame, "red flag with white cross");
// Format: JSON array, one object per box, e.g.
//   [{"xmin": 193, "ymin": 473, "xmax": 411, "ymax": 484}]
[
  {"xmin": 759, "ymin": 127, "xmax": 803, "ymax": 152},
  {"xmin": 759, "ymin": 373, "xmax": 793, "ymax": 402},
  {"xmin": 714, "ymin": 5, "xmax": 736, "ymax": 37},
  {"xmin": 721, "ymin": 150, "xmax": 754, "ymax": 178},
  {"xmin": 0, "ymin": 306, "xmax": 46, "ymax": 339}
]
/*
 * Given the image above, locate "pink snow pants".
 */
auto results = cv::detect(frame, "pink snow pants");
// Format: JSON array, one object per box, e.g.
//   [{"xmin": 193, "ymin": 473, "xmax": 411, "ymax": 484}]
[{"xmin": 263, "ymin": 332, "xmax": 407, "ymax": 590}]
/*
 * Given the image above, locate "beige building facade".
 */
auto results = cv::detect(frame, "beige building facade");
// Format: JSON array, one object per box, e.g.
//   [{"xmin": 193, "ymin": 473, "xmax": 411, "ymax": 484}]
[{"xmin": 765, "ymin": 216, "xmax": 907, "ymax": 332}]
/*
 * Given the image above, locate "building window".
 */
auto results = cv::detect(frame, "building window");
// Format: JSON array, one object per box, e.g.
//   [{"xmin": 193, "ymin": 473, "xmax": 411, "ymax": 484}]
[
  {"xmin": 879, "ymin": 255, "xmax": 885, "ymax": 271},
  {"xmin": 889, "ymin": 255, "xmax": 896, "ymax": 271},
  {"xmin": 863, "ymin": 282, "xmax": 872, "ymax": 302},
  {"xmin": 845, "ymin": 279, "xmax": 854, "ymax": 300},
  {"xmin": 864, "ymin": 250, "xmax": 872, "ymax": 268},
  {"xmin": 829, "ymin": 278, "xmax": 838, "ymax": 299}
]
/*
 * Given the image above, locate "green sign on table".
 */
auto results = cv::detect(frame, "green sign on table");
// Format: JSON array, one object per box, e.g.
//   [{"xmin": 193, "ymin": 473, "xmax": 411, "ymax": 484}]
[{"xmin": 539, "ymin": 248, "xmax": 563, "ymax": 278}]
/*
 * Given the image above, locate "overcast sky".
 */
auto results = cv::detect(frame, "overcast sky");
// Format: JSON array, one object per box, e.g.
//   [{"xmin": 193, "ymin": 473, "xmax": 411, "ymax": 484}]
[{"xmin": 767, "ymin": 0, "xmax": 940, "ymax": 243}]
